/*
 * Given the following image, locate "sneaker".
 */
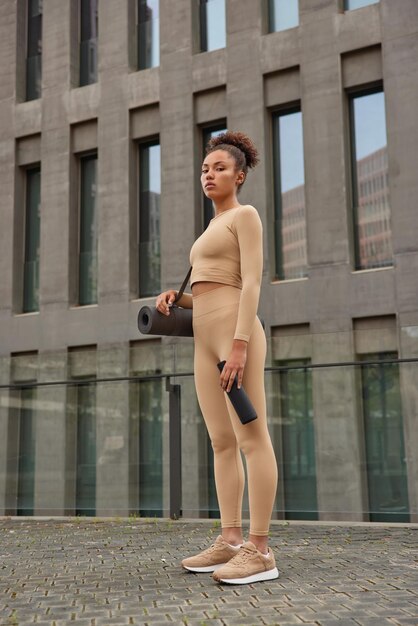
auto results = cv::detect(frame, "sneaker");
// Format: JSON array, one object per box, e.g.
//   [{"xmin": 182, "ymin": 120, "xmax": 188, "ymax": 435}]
[
  {"xmin": 212, "ymin": 541, "xmax": 279, "ymax": 584},
  {"xmin": 181, "ymin": 535, "xmax": 241, "ymax": 573}
]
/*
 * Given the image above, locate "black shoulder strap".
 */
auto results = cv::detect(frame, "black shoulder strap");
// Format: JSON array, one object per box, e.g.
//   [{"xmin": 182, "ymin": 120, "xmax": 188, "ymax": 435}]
[{"xmin": 174, "ymin": 267, "xmax": 192, "ymax": 303}]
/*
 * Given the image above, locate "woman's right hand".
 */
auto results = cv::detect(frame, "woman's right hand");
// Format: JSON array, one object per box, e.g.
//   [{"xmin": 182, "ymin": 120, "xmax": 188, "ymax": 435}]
[{"xmin": 155, "ymin": 290, "xmax": 178, "ymax": 316}]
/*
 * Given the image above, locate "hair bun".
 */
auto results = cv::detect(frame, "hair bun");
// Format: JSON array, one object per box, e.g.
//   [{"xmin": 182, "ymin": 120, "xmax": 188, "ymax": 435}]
[{"xmin": 206, "ymin": 131, "xmax": 259, "ymax": 169}]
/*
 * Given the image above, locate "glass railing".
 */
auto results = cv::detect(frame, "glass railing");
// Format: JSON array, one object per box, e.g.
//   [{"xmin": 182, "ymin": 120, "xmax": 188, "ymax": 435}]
[{"xmin": 0, "ymin": 335, "xmax": 416, "ymax": 522}]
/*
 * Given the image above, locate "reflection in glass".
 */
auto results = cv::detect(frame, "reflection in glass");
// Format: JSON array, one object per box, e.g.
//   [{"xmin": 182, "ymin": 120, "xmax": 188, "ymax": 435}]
[
  {"xmin": 268, "ymin": 0, "xmax": 299, "ymax": 33},
  {"xmin": 80, "ymin": 0, "xmax": 98, "ymax": 86},
  {"xmin": 273, "ymin": 110, "xmax": 307, "ymax": 280},
  {"xmin": 345, "ymin": 0, "xmax": 379, "ymax": 10},
  {"xmin": 360, "ymin": 354, "xmax": 409, "ymax": 522},
  {"xmin": 26, "ymin": 0, "xmax": 42, "ymax": 100},
  {"xmin": 139, "ymin": 142, "xmax": 161, "ymax": 297},
  {"xmin": 23, "ymin": 168, "xmax": 41, "ymax": 313},
  {"xmin": 138, "ymin": 379, "xmax": 163, "ymax": 515},
  {"xmin": 350, "ymin": 89, "xmax": 392, "ymax": 269},
  {"xmin": 1, "ymin": 349, "xmax": 417, "ymax": 521},
  {"xmin": 275, "ymin": 361, "xmax": 317, "ymax": 519},
  {"xmin": 200, "ymin": 0, "xmax": 226, "ymax": 52},
  {"xmin": 76, "ymin": 383, "xmax": 96, "ymax": 516},
  {"xmin": 138, "ymin": 0, "xmax": 160, "ymax": 69},
  {"xmin": 17, "ymin": 388, "xmax": 36, "ymax": 515},
  {"xmin": 79, "ymin": 155, "xmax": 98, "ymax": 305},
  {"xmin": 202, "ymin": 125, "xmax": 227, "ymax": 228}
]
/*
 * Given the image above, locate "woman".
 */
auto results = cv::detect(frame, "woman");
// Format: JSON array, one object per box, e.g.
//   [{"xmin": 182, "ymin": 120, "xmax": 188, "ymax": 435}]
[{"xmin": 155, "ymin": 131, "xmax": 278, "ymax": 585}]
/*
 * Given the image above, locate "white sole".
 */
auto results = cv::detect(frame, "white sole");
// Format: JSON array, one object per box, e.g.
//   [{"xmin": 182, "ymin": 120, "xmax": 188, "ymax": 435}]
[
  {"xmin": 217, "ymin": 567, "xmax": 279, "ymax": 585},
  {"xmin": 183, "ymin": 562, "xmax": 228, "ymax": 573}
]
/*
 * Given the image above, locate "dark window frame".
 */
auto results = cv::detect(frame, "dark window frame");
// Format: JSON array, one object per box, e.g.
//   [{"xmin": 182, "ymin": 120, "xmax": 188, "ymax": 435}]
[
  {"xmin": 272, "ymin": 104, "xmax": 306, "ymax": 281},
  {"xmin": 347, "ymin": 84, "xmax": 392, "ymax": 271},
  {"xmin": 138, "ymin": 138, "xmax": 161, "ymax": 298},
  {"xmin": 78, "ymin": 152, "xmax": 98, "ymax": 306}
]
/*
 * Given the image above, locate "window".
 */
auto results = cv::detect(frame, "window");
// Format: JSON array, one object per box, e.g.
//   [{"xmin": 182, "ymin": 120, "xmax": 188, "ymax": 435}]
[
  {"xmin": 17, "ymin": 387, "xmax": 36, "ymax": 515},
  {"xmin": 138, "ymin": 141, "xmax": 161, "ymax": 297},
  {"xmin": 268, "ymin": 0, "xmax": 299, "ymax": 33},
  {"xmin": 80, "ymin": 0, "xmax": 98, "ymax": 86},
  {"xmin": 276, "ymin": 360, "xmax": 317, "ymax": 520},
  {"xmin": 202, "ymin": 124, "xmax": 227, "ymax": 228},
  {"xmin": 360, "ymin": 354, "xmax": 409, "ymax": 522},
  {"xmin": 272, "ymin": 109, "xmax": 307, "ymax": 280},
  {"xmin": 26, "ymin": 0, "xmax": 42, "ymax": 100},
  {"xmin": 349, "ymin": 88, "xmax": 392, "ymax": 270},
  {"xmin": 138, "ymin": 379, "xmax": 163, "ymax": 516},
  {"xmin": 344, "ymin": 0, "xmax": 379, "ymax": 10},
  {"xmin": 137, "ymin": 0, "xmax": 160, "ymax": 70},
  {"xmin": 23, "ymin": 167, "xmax": 41, "ymax": 313},
  {"xmin": 76, "ymin": 382, "xmax": 96, "ymax": 516},
  {"xmin": 199, "ymin": 0, "xmax": 226, "ymax": 52},
  {"xmin": 79, "ymin": 154, "xmax": 98, "ymax": 306}
]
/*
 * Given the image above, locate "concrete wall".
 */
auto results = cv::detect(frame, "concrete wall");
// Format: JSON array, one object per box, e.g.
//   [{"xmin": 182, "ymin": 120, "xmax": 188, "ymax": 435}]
[{"xmin": 0, "ymin": 0, "xmax": 417, "ymax": 519}]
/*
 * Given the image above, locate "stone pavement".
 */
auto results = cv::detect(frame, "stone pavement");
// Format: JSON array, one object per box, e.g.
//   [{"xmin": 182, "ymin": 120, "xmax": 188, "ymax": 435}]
[{"xmin": 0, "ymin": 519, "xmax": 417, "ymax": 626}]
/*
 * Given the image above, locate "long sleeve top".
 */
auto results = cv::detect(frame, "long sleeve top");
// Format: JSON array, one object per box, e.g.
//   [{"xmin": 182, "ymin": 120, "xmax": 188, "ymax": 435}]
[{"xmin": 189, "ymin": 205, "xmax": 263, "ymax": 342}]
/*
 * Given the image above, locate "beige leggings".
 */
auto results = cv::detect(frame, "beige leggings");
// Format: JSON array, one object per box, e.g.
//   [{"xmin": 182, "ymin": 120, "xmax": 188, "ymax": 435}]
[{"xmin": 193, "ymin": 285, "xmax": 278, "ymax": 537}]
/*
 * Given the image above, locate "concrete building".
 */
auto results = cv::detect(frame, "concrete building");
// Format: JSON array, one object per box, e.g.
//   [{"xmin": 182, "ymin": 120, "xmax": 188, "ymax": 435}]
[{"xmin": 0, "ymin": 0, "xmax": 417, "ymax": 522}]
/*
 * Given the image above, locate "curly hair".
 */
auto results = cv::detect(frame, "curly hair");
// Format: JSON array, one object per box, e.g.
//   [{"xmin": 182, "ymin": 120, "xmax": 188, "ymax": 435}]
[{"xmin": 205, "ymin": 131, "xmax": 259, "ymax": 191}]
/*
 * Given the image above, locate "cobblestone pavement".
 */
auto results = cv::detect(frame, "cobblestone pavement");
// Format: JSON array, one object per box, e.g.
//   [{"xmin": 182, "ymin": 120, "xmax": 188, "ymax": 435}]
[{"xmin": 0, "ymin": 519, "xmax": 417, "ymax": 626}]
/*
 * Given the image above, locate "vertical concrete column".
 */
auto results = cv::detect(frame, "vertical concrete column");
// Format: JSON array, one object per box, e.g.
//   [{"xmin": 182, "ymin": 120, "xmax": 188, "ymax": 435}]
[
  {"xmin": 34, "ymin": 351, "xmax": 68, "ymax": 514},
  {"xmin": 225, "ymin": 0, "xmax": 268, "ymax": 222},
  {"xmin": 97, "ymin": 0, "xmax": 131, "ymax": 343},
  {"xmin": 382, "ymin": 1, "xmax": 418, "ymax": 521},
  {"xmin": 96, "ymin": 344, "xmax": 130, "ymax": 516},
  {"xmin": 159, "ymin": 0, "xmax": 195, "ymax": 287},
  {"xmin": 94, "ymin": 1, "xmax": 131, "ymax": 515},
  {"xmin": 311, "ymin": 330, "xmax": 366, "ymax": 521},
  {"xmin": 39, "ymin": 0, "xmax": 72, "ymax": 348},
  {"xmin": 299, "ymin": 0, "xmax": 363, "ymax": 519},
  {"xmin": 0, "ymin": 1, "xmax": 17, "ymax": 321}
]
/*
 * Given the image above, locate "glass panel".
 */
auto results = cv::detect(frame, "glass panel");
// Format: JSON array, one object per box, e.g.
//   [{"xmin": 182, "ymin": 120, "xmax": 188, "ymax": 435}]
[
  {"xmin": 23, "ymin": 168, "xmax": 41, "ymax": 313},
  {"xmin": 202, "ymin": 125, "xmax": 227, "ymax": 228},
  {"xmin": 0, "ymin": 344, "xmax": 416, "ymax": 522},
  {"xmin": 26, "ymin": 0, "xmax": 42, "ymax": 100},
  {"xmin": 138, "ymin": 379, "xmax": 163, "ymax": 515},
  {"xmin": 350, "ymin": 90, "xmax": 392, "ymax": 269},
  {"xmin": 268, "ymin": 0, "xmax": 299, "ymax": 33},
  {"xmin": 345, "ymin": 0, "xmax": 379, "ymax": 10},
  {"xmin": 139, "ymin": 142, "xmax": 161, "ymax": 297},
  {"xmin": 137, "ymin": 0, "xmax": 160, "ymax": 69},
  {"xmin": 79, "ymin": 155, "xmax": 98, "ymax": 305},
  {"xmin": 26, "ymin": 54, "xmax": 42, "ymax": 102},
  {"xmin": 273, "ymin": 110, "xmax": 307, "ymax": 280},
  {"xmin": 80, "ymin": 0, "xmax": 98, "ymax": 86},
  {"xmin": 200, "ymin": 0, "xmax": 226, "ymax": 52},
  {"xmin": 360, "ymin": 354, "xmax": 409, "ymax": 522},
  {"xmin": 17, "ymin": 388, "xmax": 36, "ymax": 515},
  {"xmin": 76, "ymin": 383, "xmax": 96, "ymax": 516},
  {"xmin": 275, "ymin": 360, "xmax": 317, "ymax": 520}
]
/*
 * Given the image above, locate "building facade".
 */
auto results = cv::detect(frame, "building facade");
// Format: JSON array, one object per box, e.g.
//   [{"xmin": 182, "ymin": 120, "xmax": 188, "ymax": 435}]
[{"xmin": 0, "ymin": 0, "xmax": 417, "ymax": 522}]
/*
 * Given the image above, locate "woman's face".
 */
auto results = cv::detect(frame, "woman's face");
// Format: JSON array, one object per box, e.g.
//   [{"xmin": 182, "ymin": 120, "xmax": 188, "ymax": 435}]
[{"xmin": 201, "ymin": 150, "xmax": 244, "ymax": 199}]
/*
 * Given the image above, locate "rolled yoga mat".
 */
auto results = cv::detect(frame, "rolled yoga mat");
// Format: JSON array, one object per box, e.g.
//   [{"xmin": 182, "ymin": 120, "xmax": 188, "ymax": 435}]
[{"xmin": 138, "ymin": 305, "xmax": 194, "ymax": 337}]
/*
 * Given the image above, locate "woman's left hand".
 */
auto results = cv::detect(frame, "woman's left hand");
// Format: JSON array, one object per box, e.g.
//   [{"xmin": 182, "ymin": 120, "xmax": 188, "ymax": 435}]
[{"xmin": 220, "ymin": 340, "xmax": 248, "ymax": 392}]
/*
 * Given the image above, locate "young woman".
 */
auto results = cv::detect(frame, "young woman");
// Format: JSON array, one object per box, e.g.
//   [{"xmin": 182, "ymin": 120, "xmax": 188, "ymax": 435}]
[{"xmin": 155, "ymin": 131, "xmax": 278, "ymax": 585}]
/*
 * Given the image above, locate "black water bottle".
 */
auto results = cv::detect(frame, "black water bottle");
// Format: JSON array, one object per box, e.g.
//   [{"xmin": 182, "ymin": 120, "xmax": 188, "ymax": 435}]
[{"xmin": 217, "ymin": 361, "xmax": 257, "ymax": 425}]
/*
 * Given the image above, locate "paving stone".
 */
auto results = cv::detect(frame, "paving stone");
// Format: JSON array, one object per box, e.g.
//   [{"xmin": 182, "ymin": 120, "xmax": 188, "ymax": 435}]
[{"xmin": 0, "ymin": 520, "xmax": 417, "ymax": 626}]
